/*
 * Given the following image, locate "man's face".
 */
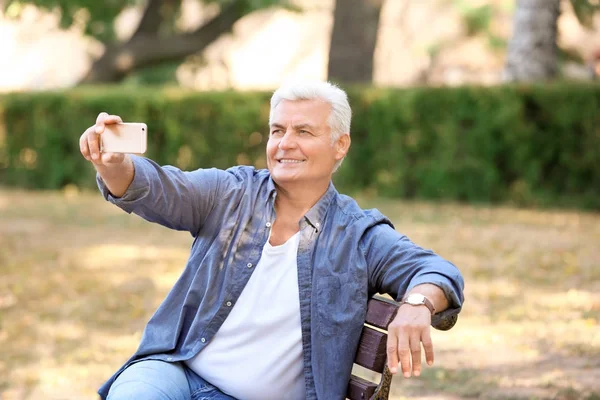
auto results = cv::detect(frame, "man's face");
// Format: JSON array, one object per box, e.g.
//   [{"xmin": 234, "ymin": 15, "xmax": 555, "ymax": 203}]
[{"xmin": 267, "ymin": 99, "xmax": 349, "ymax": 186}]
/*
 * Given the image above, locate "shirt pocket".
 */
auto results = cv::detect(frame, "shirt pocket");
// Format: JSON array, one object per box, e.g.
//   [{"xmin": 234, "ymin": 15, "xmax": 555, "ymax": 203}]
[{"xmin": 316, "ymin": 275, "xmax": 363, "ymax": 337}]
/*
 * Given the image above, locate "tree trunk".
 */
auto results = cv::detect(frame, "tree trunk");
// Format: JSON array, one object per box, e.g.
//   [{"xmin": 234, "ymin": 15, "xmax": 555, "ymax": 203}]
[
  {"xmin": 503, "ymin": 0, "xmax": 561, "ymax": 82},
  {"xmin": 327, "ymin": 0, "xmax": 383, "ymax": 84},
  {"xmin": 80, "ymin": 2, "xmax": 244, "ymax": 84}
]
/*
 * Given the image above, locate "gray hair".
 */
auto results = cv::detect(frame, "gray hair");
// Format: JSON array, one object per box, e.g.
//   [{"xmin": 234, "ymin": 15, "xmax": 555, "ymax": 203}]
[{"xmin": 269, "ymin": 80, "xmax": 352, "ymax": 172}]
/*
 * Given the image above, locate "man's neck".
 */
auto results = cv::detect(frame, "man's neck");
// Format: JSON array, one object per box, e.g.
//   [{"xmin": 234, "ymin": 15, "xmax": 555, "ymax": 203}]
[{"xmin": 274, "ymin": 180, "xmax": 330, "ymax": 218}]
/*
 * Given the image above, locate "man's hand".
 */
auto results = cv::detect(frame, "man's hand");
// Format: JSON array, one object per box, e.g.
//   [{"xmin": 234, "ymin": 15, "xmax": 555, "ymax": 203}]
[
  {"xmin": 79, "ymin": 112, "xmax": 135, "ymax": 197},
  {"xmin": 386, "ymin": 303, "xmax": 433, "ymax": 378},
  {"xmin": 80, "ymin": 112, "xmax": 125, "ymax": 166}
]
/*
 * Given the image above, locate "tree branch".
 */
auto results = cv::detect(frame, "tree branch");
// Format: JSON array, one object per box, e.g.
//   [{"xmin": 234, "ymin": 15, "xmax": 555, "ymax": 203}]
[
  {"xmin": 131, "ymin": 0, "xmax": 166, "ymax": 39},
  {"xmin": 81, "ymin": 2, "xmax": 244, "ymax": 83}
]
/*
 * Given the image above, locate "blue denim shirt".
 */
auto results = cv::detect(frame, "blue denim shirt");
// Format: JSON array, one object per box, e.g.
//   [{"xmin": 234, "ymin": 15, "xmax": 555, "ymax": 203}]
[{"xmin": 97, "ymin": 156, "xmax": 464, "ymax": 400}]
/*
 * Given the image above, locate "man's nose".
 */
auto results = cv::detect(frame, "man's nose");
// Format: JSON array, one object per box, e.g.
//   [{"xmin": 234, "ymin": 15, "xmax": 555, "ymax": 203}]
[{"xmin": 278, "ymin": 130, "xmax": 296, "ymax": 149}]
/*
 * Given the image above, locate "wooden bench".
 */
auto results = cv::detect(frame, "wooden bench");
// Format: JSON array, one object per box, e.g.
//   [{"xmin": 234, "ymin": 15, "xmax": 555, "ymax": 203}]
[{"xmin": 347, "ymin": 295, "xmax": 400, "ymax": 400}]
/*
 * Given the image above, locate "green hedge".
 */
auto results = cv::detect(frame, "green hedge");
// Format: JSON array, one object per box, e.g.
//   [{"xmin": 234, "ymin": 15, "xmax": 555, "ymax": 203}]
[{"xmin": 0, "ymin": 83, "xmax": 598, "ymax": 209}]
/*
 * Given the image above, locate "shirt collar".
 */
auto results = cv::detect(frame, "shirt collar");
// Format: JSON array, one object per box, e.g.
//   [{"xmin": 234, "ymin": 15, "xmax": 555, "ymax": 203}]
[
  {"xmin": 266, "ymin": 174, "xmax": 277, "ymax": 199},
  {"xmin": 266, "ymin": 177, "xmax": 337, "ymax": 233},
  {"xmin": 303, "ymin": 182, "xmax": 336, "ymax": 232}
]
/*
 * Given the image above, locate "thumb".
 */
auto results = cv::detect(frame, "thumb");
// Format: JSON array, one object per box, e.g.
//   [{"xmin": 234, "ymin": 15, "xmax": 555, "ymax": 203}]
[{"xmin": 101, "ymin": 152, "xmax": 125, "ymax": 164}]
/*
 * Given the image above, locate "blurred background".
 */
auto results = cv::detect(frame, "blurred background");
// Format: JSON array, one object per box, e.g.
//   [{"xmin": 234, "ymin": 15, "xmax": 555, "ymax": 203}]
[
  {"xmin": 0, "ymin": 0, "xmax": 599, "ymax": 399},
  {"xmin": 1, "ymin": 0, "xmax": 600, "ymax": 90}
]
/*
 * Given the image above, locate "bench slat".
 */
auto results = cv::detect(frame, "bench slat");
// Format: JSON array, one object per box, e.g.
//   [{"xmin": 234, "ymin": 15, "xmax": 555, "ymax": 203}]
[
  {"xmin": 347, "ymin": 374, "xmax": 377, "ymax": 400},
  {"xmin": 366, "ymin": 296, "xmax": 399, "ymax": 329},
  {"xmin": 355, "ymin": 326, "xmax": 387, "ymax": 372}
]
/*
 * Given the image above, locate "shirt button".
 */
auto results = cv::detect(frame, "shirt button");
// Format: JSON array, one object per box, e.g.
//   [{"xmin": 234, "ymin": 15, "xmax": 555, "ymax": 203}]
[
  {"xmin": 265, "ymin": 222, "xmax": 272, "ymax": 227},
  {"xmin": 315, "ymin": 222, "xmax": 320, "ymax": 227},
  {"xmin": 201, "ymin": 338, "xmax": 206, "ymax": 343},
  {"xmin": 247, "ymin": 263, "xmax": 253, "ymax": 268},
  {"xmin": 226, "ymin": 301, "xmax": 232, "ymax": 307}
]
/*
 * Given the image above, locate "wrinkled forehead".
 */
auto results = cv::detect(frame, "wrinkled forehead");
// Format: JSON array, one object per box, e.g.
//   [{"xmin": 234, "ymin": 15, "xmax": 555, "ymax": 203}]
[{"xmin": 269, "ymin": 99, "xmax": 332, "ymax": 127}]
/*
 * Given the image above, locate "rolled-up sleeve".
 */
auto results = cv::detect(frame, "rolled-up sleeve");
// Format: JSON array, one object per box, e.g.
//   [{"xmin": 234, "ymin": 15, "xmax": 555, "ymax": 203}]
[
  {"xmin": 96, "ymin": 155, "xmax": 224, "ymax": 235},
  {"xmin": 364, "ymin": 224, "xmax": 464, "ymax": 330}
]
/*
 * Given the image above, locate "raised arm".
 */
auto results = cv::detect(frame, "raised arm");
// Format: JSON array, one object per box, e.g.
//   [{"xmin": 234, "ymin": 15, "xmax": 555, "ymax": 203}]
[{"xmin": 80, "ymin": 112, "xmax": 223, "ymax": 234}]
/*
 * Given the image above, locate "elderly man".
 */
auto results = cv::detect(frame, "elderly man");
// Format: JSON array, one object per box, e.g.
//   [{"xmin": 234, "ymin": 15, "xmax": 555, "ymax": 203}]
[{"xmin": 80, "ymin": 81, "xmax": 464, "ymax": 400}]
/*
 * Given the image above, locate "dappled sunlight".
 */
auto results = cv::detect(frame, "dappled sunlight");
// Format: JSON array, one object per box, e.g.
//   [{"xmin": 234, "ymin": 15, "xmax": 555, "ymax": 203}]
[
  {"xmin": 505, "ymin": 369, "xmax": 565, "ymax": 389},
  {"xmin": 432, "ymin": 319, "xmax": 541, "ymax": 366},
  {"xmin": 76, "ymin": 243, "xmax": 189, "ymax": 269},
  {"xmin": 2, "ymin": 316, "xmax": 145, "ymax": 399},
  {"xmin": 93, "ymin": 331, "xmax": 143, "ymax": 354},
  {"xmin": 542, "ymin": 289, "xmax": 598, "ymax": 314},
  {"xmin": 0, "ymin": 218, "xmax": 50, "ymax": 235},
  {"xmin": 153, "ymin": 270, "xmax": 187, "ymax": 291},
  {"xmin": 39, "ymin": 320, "xmax": 87, "ymax": 341},
  {"xmin": 2, "ymin": 188, "xmax": 599, "ymax": 399},
  {"xmin": 0, "ymin": 192, "xmax": 9, "ymax": 210},
  {"xmin": 7, "ymin": 360, "xmax": 113, "ymax": 400},
  {"xmin": 72, "ymin": 243, "xmax": 188, "ymax": 292}
]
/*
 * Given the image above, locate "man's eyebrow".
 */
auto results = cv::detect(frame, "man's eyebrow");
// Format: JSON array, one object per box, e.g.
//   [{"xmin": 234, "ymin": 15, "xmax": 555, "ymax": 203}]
[
  {"xmin": 293, "ymin": 123, "xmax": 315, "ymax": 130},
  {"xmin": 269, "ymin": 123, "xmax": 316, "ymax": 131}
]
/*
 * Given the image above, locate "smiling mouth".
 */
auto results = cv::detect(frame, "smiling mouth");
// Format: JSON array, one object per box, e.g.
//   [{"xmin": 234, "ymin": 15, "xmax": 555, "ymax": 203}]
[{"xmin": 277, "ymin": 159, "xmax": 305, "ymax": 164}]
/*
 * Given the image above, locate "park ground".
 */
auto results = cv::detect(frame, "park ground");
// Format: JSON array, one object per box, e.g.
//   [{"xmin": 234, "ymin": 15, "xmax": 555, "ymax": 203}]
[{"xmin": 1, "ymin": 187, "xmax": 599, "ymax": 400}]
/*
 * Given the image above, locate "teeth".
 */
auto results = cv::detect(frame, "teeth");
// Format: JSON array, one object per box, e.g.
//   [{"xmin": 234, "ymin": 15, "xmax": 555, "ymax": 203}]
[{"xmin": 279, "ymin": 159, "xmax": 303, "ymax": 163}]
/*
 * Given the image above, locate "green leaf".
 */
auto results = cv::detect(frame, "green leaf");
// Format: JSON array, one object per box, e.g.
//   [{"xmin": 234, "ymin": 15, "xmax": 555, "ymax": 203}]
[
  {"xmin": 569, "ymin": 0, "xmax": 600, "ymax": 29},
  {"xmin": 462, "ymin": 4, "xmax": 493, "ymax": 36}
]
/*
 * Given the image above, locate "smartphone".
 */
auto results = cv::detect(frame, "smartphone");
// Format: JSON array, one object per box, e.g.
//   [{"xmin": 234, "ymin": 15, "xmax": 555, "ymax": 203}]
[{"xmin": 101, "ymin": 122, "xmax": 147, "ymax": 154}]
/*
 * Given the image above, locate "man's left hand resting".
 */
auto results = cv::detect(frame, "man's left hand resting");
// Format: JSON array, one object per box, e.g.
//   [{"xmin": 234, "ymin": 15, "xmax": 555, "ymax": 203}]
[{"xmin": 386, "ymin": 283, "xmax": 450, "ymax": 378}]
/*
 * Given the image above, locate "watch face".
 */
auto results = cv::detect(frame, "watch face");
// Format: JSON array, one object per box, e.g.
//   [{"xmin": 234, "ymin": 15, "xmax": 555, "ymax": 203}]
[{"xmin": 407, "ymin": 294, "xmax": 425, "ymax": 304}]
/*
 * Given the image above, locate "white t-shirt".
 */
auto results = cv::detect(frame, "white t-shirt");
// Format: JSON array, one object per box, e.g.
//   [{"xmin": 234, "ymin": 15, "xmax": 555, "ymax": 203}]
[{"xmin": 185, "ymin": 231, "xmax": 305, "ymax": 400}]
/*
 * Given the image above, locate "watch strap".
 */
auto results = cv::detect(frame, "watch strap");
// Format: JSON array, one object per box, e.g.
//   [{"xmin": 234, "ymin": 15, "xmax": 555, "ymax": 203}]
[{"xmin": 401, "ymin": 294, "xmax": 436, "ymax": 315}]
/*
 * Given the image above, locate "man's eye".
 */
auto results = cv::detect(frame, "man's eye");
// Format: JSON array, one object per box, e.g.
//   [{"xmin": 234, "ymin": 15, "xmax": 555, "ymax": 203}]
[
  {"xmin": 299, "ymin": 130, "xmax": 310, "ymax": 135},
  {"xmin": 271, "ymin": 130, "xmax": 283, "ymax": 135}
]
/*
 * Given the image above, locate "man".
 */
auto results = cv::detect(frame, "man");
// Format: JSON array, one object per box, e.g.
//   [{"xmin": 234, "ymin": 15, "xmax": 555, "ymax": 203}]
[{"xmin": 80, "ymin": 81, "xmax": 464, "ymax": 400}]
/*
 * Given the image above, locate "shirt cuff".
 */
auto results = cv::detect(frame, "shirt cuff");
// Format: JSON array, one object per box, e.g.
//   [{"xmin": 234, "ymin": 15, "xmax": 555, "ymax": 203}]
[
  {"xmin": 402, "ymin": 272, "xmax": 463, "ymax": 331},
  {"xmin": 96, "ymin": 155, "xmax": 150, "ymax": 213}
]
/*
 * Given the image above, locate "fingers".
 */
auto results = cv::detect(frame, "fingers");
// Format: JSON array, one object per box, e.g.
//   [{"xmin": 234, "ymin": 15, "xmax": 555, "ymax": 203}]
[
  {"xmin": 386, "ymin": 331, "xmax": 400, "ymax": 375},
  {"xmin": 410, "ymin": 329, "xmax": 434, "ymax": 377},
  {"xmin": 87, "ymin": 126, "xmax": 102, "ymax": 161},
  {"xmin": 387, "ymin": 309, "xmax": 435, "ymax": 379},
  {"xmin": 95, "ymin": 112, "xmax": 123, "ymax": 134},
  {"xmin": 422, "ymin": 329, "xmax": 435, "ymax": 367},
  {"xmin": 396, "ymin": 332, "xmax": 427, "ymax": 378},
  {"xmin": 399, "ymin": 337, "xmax": 412, "ymax": 378},
  {"xmin": 81, "ymin": 113, "xmax": 123, "ymax": 164},
  {"xmin": 387, "ymin": 325, "xmax": 412, "ymax": 378},
  {"xmin": 80, "ymin": 126, "xmax": 97, "ymax": 162},
  {"xmin": 410, "ymin": 333, "xmax": 422, "ymax": 377}
]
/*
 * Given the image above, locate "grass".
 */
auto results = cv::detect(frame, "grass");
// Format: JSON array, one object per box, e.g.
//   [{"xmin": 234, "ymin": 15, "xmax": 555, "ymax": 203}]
[{"xmin": 1, "ymin": 188, "xmax": 599, "ymax": 399}]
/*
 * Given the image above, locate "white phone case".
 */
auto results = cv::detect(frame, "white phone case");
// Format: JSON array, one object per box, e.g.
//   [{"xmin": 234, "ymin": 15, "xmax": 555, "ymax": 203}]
[{"xmin": 101, "ymin": 123, "xmax": 148, "ymax": 154}]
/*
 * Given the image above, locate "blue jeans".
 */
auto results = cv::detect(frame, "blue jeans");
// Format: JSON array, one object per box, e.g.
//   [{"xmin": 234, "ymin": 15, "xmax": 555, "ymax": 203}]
[{"xmin": 107, "ymin": 360, "xmax": 237, "ymax": 400}]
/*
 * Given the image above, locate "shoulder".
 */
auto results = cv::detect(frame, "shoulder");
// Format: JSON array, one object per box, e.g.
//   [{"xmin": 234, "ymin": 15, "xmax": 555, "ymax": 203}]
[
  {"xmin": 331, "ymin": 193, "xmax": 394, "ymax": 229},
  {"xmin": 214, "ymin": 166, "xmax": 273, "ymax": 199},
  {"xmin": 327, "ymin": 194, "xmax": 403, "ymax": 254},
  {"xmin": 215, "ymin": 165, "xmax": 271, "ymax": 188},
  {"xmin": 223, "ymin": 165, "xmax": 269, "ymax": 181}
]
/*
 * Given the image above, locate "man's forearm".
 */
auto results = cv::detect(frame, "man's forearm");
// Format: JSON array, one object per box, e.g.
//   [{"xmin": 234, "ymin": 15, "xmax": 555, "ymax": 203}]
[
  {"xmin": 408, "ymin": 283, "xmax": 449, "ymax": 315},
  {"xmin": 95, "ymin": 155, "xmax": 135, "ymax": 198}
]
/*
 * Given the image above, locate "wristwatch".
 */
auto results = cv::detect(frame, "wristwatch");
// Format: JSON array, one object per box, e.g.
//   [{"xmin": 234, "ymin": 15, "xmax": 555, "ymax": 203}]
[{"xmin": 401, "ymin": 293, "xmax": 436, "ymax": 315}]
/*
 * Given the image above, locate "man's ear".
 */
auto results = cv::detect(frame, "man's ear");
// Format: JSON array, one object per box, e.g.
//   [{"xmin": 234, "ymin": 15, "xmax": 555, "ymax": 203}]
[{"xmin": 335, "ymin": 133, "xmax": 351, "ymax": 160}]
